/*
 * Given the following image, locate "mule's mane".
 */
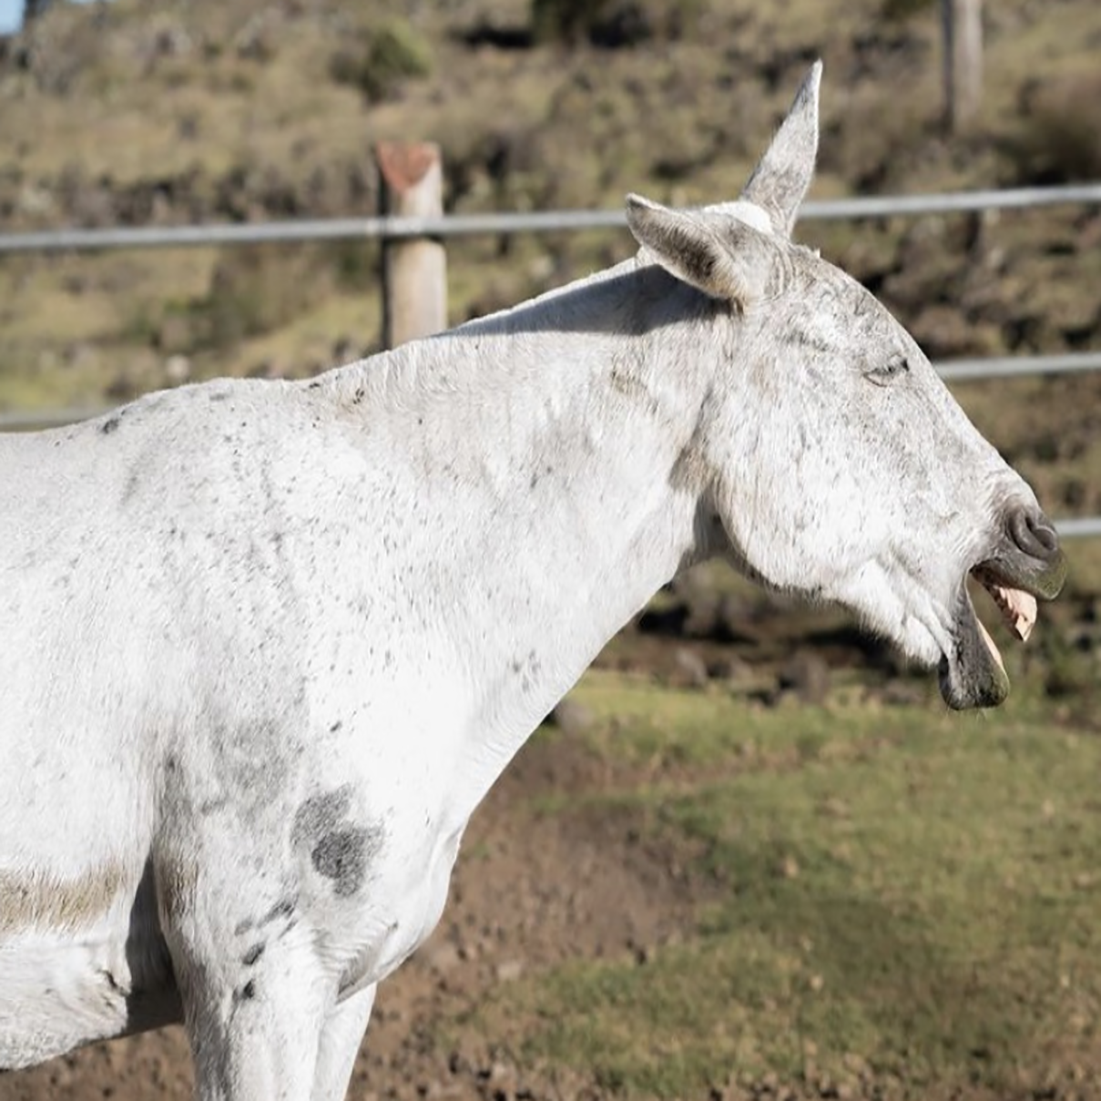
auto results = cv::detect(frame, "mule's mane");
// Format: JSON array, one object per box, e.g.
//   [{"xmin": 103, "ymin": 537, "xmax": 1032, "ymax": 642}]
[
  {"xmin": 322, "ymin": 252, "xmax": 727, "ymax": 424},
  {"xmin": 437, "ymin": 196, "xmax": 779, "ymax": 342}
]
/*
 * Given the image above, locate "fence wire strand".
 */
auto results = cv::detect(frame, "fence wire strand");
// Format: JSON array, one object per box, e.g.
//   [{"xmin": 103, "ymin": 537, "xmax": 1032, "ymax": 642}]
[{"xmin": 0, "ymin": 183, "xmax": 1100, "ymax": 254}]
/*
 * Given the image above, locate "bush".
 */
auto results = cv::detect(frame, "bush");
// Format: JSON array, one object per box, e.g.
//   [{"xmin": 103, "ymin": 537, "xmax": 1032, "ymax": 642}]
[
  {"xmin": 1006, "ymin": 75, "xmax": 1101, "ymax": 185},
  {"xmin": 881, "ymin": 0, "xmax": 936, "ymax": 20},
  {"xmin": 531, "ymin": 0, "xmax": 670, "ymax": 48},
  {"xmin": 329, "ymin": 19, "xmax": 432, "ymax": 102},
  {"xmin": 532, "ymin": 0, "xmax": 608, "ymax": 45},
  {"xmin": 189, "ymin": 246, "xmax": 333, "ymax": 351}
]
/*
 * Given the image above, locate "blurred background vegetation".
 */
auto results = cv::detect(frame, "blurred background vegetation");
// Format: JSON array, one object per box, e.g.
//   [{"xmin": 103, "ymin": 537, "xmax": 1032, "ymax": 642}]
[{"xmin": 0, "ymin": 0, "xmax": 1098, "ymax": 406}]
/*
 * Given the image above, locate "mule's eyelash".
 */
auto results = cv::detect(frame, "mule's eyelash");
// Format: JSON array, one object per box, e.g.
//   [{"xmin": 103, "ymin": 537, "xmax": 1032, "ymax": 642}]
[{"xmin": 864, "ymin": 354, "xmax": 910, "ymax": 386}]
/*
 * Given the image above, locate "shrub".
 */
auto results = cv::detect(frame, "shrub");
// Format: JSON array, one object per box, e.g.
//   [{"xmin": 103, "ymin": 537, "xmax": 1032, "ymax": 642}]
[
  {"xmin": 530, "ymin": 0, "xmax": 673, "ymax": 47},
  {"xmin": 190, "ymin": 246, "xmax": 333, "ymax": 351},
  {"xmin": 881, "ymin": 0, "xmax": 936, "ymax": 20},
  {"xmin": 532, "ymin": 0, "xmax": 610, "ymax": 45},
  {"xmin": 1006, "ymin": 75, "xmax": 1101, "ymax": 185},
  {"xmin": 329, "ymin": 19, "xmax": 432, "ymax": 102}
]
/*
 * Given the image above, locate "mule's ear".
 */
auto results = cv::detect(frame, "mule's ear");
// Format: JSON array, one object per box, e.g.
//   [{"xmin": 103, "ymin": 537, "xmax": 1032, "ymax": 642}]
[
  {"xmin": 740, "ymin": 60, "xmax": 822, "ymax": 239},
  {"xmin": 625, "ymin": 193, "xmax": 775, "ymax": 308}
]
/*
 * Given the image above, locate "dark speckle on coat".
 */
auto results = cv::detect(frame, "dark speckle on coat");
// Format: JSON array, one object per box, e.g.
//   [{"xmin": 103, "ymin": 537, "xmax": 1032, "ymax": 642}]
[
  {"xmin": 121, "ymin": 469, "xmax": 141, "ymax": 505},
  {"xmin": 259, "ymin": 897, "xmax": 296, "ymax": 926},
  {"xmin": 242, "ymin": 942, "xmax": 265, "ymax": 967},
  {"xmin": 100, "ymin": 415, "xmax": 121, "ymax": 435},
  {"xmin": 233, "ymin": 979, "xmax": 256, "ymax": 1003}
]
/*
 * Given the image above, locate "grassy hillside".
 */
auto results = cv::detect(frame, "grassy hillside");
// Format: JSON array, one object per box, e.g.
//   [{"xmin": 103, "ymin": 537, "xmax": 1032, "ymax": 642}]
[{"xmin": 0, "ymin": 0, "xmax": 1098, "ymax": 407}]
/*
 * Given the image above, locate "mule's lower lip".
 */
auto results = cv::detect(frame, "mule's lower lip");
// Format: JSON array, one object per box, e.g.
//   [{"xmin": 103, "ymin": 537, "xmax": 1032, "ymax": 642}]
[
  {"xmin": 939, "ymin": 585, "xmax": 1010, "ymax": 710},
  {"xmin": 939, "ymin": 552, "xmax": 1066, "ymax": 710}
]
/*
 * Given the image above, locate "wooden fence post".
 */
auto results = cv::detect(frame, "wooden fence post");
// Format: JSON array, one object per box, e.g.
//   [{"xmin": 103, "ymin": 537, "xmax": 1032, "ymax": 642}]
[
  {"xmin": 942, "ymin": 0, "xmax": 982, "ymax": 133},
  {"xmin": 376, "ymin": 141, "xmax": 447, "ymax": 349}
]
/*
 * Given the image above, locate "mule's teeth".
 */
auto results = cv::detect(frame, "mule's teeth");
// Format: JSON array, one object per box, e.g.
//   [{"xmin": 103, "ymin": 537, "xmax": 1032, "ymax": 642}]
[
  {"xmin": 1003, "ymin": 588, "xmax": 1037, "ymax": 643},
  {"xmin": 976, "ymin": 569, "xmax": 1039, "ymax": 643}
]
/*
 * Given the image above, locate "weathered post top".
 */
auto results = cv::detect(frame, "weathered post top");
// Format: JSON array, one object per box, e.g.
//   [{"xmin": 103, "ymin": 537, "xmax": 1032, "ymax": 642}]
[{"xmin": 376, "ymin": 141, "xmax": 447, "ymax": 349}]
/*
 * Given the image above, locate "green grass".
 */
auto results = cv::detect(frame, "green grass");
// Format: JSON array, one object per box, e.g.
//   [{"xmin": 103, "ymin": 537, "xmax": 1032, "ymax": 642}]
[{"xmin": 450, "ymin": 672, "xmax": 1101, "ymax": 1097}]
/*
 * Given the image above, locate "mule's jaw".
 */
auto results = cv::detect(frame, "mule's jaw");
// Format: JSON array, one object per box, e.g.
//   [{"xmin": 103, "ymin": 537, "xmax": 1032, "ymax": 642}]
[
  {"xmin": 939, "ymin": 551, "xmax": 1067, "ymax": 710},
  {"xmin": 939, "ymin": 585, "xmax": 1011, "ymax": 710}
]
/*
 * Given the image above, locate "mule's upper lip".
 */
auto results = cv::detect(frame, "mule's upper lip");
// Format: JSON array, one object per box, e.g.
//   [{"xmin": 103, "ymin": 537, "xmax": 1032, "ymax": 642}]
[
  {"xmin": 981, "ymin": 541, "xmax": 1068, "ymax": 604},
  {"xmin": 939, "ymin": 532, "xmax": 1067, "ymax": 711}
]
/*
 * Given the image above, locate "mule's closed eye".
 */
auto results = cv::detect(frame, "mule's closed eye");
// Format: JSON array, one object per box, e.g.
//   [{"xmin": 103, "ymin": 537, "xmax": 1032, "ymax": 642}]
[{"xmin": 864, "ymin": 353, "xmax": 910, "ymax": 387}]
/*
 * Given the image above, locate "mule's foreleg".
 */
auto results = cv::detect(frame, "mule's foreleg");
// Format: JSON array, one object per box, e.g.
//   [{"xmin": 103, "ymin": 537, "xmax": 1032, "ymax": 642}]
[
  {"xmin": 310, "ymin": 984, "xmax": 377, "ymax": 1101},
  {"xmin": 172, "ymin": 931, "xmax": 331, "ymax": 1101},
  {"xmin": 160, "ymin": 855, "xmax": 332, "ymax": 1101}
]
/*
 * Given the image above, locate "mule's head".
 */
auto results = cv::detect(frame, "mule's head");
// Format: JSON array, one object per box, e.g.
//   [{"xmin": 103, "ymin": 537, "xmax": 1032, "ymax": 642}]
[{"xmin": 625, "ymin": 62, "xmax": 1066, "ymax": 709}]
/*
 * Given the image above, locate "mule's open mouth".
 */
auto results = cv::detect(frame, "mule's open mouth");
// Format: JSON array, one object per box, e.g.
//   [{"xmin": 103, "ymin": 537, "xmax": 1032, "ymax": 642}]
[
  {"xmin": 973, "ymin": 563, "xmax": 1038, "ymax": 647},
  {"xmin": 939, "ymin": 546, "xmax": 1066, "ymax": 710}
]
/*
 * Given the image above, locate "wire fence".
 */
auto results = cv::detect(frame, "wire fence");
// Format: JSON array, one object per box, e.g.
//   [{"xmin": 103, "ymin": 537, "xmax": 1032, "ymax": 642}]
[
  {"xmin": 1, "ymin": 182, "xmax": 1101, "ymax": 253},
  {"xmin": 0, "ymin": 179, "xmax": 1099, "ymax": 536}
]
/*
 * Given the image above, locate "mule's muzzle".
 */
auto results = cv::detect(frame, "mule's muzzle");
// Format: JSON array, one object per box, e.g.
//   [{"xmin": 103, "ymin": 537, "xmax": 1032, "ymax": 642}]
[
  {"xmin": 998, "ymin": 508, "xmax": 1066, "ymax": 599},
  {"xmin": 940, "ymin": 505, "xmax": 1066, "ymax": 711}
]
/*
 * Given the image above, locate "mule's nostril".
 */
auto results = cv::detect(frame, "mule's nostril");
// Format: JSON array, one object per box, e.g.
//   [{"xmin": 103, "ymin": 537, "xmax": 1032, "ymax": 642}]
[
  {"xmin": 1009, "ymin": 508, "xmax": 1060, "ymax": 560},
  {"xmin": 1033, "ymin": 519, "xmax": 1059, "ymax": 553}
]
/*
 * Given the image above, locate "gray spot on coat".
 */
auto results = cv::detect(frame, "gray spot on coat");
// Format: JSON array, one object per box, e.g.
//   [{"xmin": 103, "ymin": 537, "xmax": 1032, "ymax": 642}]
[
  {"xmin": 292, "ymin": 788, "xmax": 351, "ymax": 848},
  {"xmin": 292, "ymin": 786, "xmax": 385, "ymax": 899},
  {"xmin": 311, "ymin": 829, "xmax": 371, "ymax": 897}
]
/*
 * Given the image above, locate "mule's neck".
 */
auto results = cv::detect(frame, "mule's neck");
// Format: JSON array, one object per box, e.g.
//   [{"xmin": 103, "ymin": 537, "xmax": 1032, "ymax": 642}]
[{"xmin": 331, "ymin": 259, "xmax": 725, "ymax": 807}]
